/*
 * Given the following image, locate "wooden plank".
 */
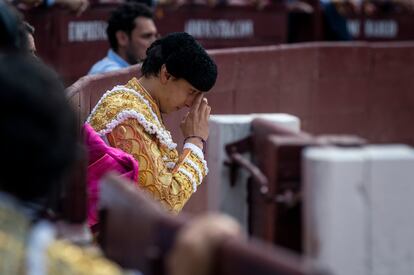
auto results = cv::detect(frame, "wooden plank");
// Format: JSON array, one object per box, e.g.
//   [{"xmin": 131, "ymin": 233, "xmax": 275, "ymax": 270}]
[{"xmin": 99, "ymin": 174, "xmax": 183, "ymax": 274}]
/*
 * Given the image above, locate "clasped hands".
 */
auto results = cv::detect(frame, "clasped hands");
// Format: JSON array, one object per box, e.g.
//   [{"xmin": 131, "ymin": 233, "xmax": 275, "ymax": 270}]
[{"xmin": 180, "ymin": 94, "xmax": 211, "ymax": 150}]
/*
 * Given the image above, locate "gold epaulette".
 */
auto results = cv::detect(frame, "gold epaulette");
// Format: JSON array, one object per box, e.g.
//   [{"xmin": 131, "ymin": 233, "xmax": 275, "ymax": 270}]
[{"xmin": 87, "ymin": 78, "xmax": 162, "ymax": 135}]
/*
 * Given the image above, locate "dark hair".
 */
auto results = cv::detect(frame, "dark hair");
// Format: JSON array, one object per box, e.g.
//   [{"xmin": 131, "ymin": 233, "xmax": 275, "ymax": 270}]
[
  {"xmin": 0, "ymin": 2, "xmax": 28, "ymax": 52},
  {"xmin": 141, "ymin": 32, "xmax": 217, "ymax": 92},
  {"xmin": 106, "ymin": 2, "xmax": 153, "ymax": 51},
  {"xmin": 0, "ymin": 55, "xmax": 77, "ymax": 204}
]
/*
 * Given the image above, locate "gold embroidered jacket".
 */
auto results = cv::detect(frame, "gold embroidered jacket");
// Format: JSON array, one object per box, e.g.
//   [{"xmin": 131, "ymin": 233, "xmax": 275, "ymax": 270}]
[
  {"xmin": 87, "ymin": 78, "xmax": 208, "ymax": 213},
  {"xmin": 0, "ymin": 196, "xmax": 123, "ymax": 275}
]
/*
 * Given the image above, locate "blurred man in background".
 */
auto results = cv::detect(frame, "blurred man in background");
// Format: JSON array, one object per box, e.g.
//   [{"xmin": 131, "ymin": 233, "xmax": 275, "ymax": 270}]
[{"xmin": 88, "ymin": 2, "xmax": 158, "ymax": 75}]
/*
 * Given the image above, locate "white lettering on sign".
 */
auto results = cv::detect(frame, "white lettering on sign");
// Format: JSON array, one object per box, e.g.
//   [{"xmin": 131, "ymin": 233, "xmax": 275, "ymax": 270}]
[
  {"xmin": 185, "ymin": 19, "xmax": 254, "ymax": 39},
  {"xmin": 68, "ymin": 21, "xmax": 108, "ymax": 42},
  {"xmin": 347, "ymin": 19, "xmax": 360, "ymax": 37},
  {"xmin": 364, "ymin": 20, "xmax": 398, "ymax": 38}
]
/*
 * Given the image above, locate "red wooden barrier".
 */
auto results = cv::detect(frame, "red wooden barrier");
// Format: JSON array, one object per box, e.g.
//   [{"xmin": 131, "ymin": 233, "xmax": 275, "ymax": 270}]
[
  {"xmin": 67, "ymin": 42, "xmax": 414, "ymax": 215},
  {"xmin": 24, "ymin": 6, "xmax": 118, "ymax": 85},
  {"xmin": 99, "ymin": 174, "xmax": 320, "ymax": 275}
]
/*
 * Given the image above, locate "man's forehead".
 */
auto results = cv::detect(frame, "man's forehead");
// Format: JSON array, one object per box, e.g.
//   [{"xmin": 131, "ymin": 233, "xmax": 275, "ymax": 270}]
[{"xmin": 133, "ymin": 17, "xmax": 156, "ymax": 31}]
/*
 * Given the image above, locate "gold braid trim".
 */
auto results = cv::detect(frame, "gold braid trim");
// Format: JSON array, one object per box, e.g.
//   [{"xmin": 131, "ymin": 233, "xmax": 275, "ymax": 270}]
[
  {"xmin": 188, "ymin": 152, "xmax": 208, "ymax": 177},
  {"xmin": 125, "ymin": 78, "xmax": 161, "ymax": 118},
  {"xmin": 0, "ymin": 231, "xmax": 26, "ymax": 275},
  {"xmin": 0, "ymin": 202, "xmax": 29, "ymax": 275},
  {"xmin": 0, "ymin": 203, "xmax": 125, "ymax": 275},
  {"xmin": 108, "ymin": 120, "xmax": 195, "ymax": 213},
  {"xmin": 88, "ymin": 78, "xmax": 177, "ymax": 152},
  {"xmin": 47, "ymin": 241, "xmax": 124, "ymax": 275},
  {"xmin": 88, "ymin": 80, "xmax": 161, "ymax": 133}
]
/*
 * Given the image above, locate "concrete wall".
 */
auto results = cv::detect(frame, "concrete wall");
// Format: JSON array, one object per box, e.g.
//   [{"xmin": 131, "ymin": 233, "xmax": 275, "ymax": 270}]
[
  {"xmin": 207, "ymin": 42, "xmax": 414, "ymax": 145},
  {"xmin": 304, "ymin": 145, "xmax": 414, "ymax": 275}
]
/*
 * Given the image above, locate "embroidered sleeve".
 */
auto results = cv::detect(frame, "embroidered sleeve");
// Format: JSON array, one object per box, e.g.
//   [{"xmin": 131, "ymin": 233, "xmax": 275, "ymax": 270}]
[{"xmin": 106, "ymin": 118, "xmax": 208, "ymax": 213}]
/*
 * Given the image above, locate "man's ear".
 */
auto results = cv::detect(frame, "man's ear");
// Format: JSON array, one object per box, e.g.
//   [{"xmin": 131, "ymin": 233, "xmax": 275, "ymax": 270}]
[
  {"xmin": 160, "ymin": 64, "xmax": 172, "ymax": 84},
  {"xmin": 115, "ymin": 31, "xmax": 130, "ymax": 48}
]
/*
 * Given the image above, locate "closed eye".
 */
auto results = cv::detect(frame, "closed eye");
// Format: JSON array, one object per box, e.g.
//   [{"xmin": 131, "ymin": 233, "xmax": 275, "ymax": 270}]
[{"xmin": 141, "ymin": 32, "xmax": 158, "ymax": 39}]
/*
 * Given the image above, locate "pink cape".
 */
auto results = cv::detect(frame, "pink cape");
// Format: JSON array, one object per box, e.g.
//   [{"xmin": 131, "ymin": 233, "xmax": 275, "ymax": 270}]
[{"xmin": 83, "ymin": 123, "xmax": 139, "ymax": 229}]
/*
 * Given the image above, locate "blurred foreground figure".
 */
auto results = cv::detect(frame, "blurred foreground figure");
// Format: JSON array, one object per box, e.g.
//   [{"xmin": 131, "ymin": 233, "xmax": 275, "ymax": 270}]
[
  {"xmin": 0, "ymin": 1, "xmax": 28, "ymax": 52},
  {"xmin": 0, "ymin": 54, "xmax": 124, "ymax": 275},
  {"xmin": 168, "ymin": 214, "xmax": 244, "ymax": 275},
  {"xmin": 23, "ymin": 21, "xmax": 36, "ymax": 55},
  {"xmin": 0, "ymin": 2, "xmax": 41, "ymax": 55}
]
